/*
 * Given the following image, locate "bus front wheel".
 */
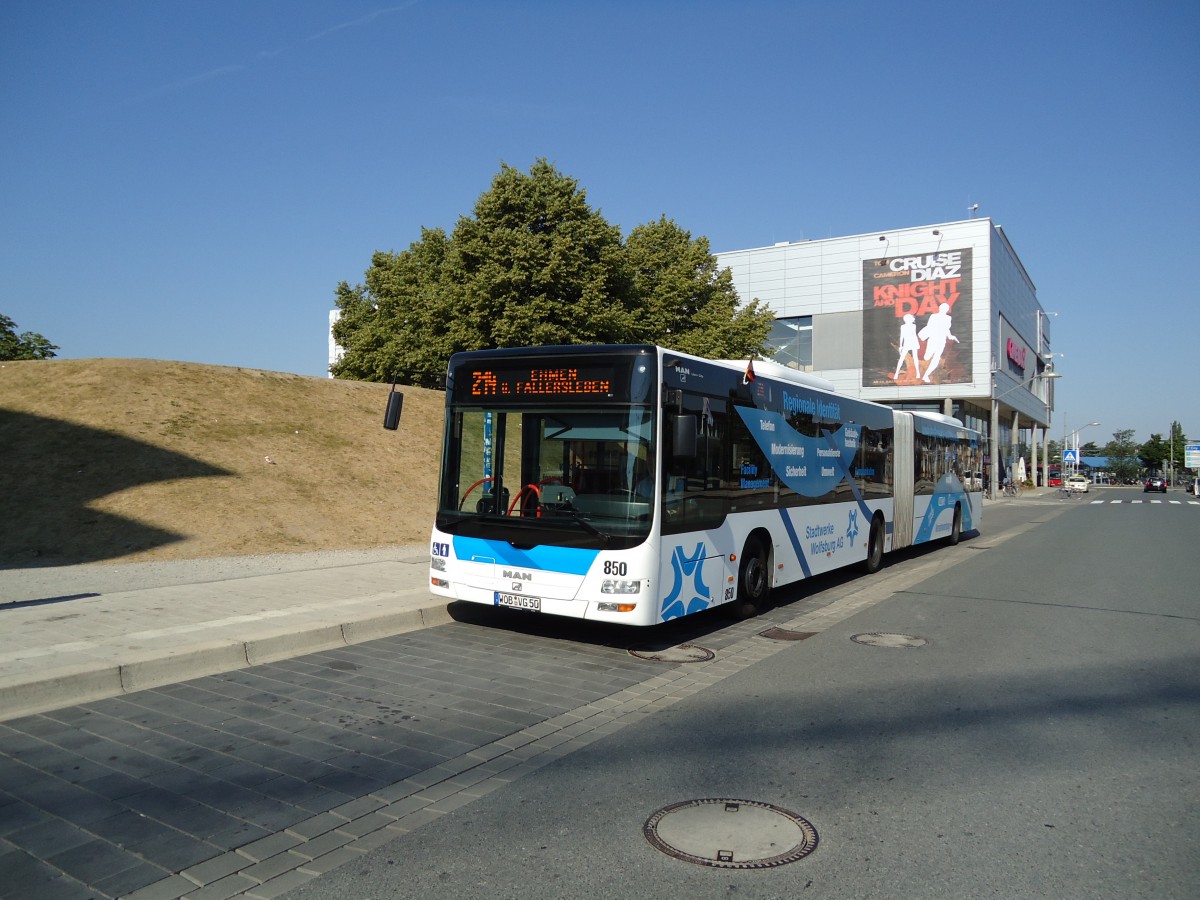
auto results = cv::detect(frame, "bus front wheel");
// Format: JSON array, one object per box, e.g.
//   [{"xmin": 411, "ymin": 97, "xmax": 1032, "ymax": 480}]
[{"xmin": 732, "ymin": 538, "xmax": 771, "ymax": 619}]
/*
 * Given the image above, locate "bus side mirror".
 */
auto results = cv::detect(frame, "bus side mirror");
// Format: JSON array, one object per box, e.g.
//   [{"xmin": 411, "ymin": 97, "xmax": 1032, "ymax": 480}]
[
  {"xmin": 383, "ymin": 390, "xmax": 404, "ymax": 430},
  {"xmin": 672, "ymin": 414, "xmax": 697, "ymax": 458}
]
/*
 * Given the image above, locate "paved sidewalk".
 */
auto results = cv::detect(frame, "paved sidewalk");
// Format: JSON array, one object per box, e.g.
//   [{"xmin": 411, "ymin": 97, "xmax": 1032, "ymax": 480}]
[{"xmin": 0, "ymin": 546, "xmax": 442, "ymax": 722}]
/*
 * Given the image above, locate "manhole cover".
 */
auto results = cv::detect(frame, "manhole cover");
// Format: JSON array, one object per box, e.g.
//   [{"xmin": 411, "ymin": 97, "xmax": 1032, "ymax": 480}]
[
  {"xmin": 629, "ymin": 643, "xmax": 715, "ymax": 663},
  {"xmin": 759, "ymin": 627, "xmax": 818, "ymax": 642},
  {"xmin": 644, "ymin": 798, "xmax": 818, "ymax": 869},
  {"xmin": 850, "ymin": 632, "xmax": 928, "ymax": 648}
]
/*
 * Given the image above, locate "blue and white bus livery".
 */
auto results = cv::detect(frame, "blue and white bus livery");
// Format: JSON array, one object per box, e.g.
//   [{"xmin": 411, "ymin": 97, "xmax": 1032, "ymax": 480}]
[{"xmin": 425, "ymin": 344, "xmax": 982, "ymax": 627}]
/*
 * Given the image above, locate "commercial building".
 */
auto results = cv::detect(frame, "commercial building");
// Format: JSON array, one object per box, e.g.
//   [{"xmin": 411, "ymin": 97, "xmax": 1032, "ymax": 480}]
[{"xmin": 715, "ymin": 217, "xmax": 1056, "ymax": 495}]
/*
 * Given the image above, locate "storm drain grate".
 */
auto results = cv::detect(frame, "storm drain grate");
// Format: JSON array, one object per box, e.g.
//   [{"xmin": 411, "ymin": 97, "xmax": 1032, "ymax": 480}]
[
  {"xmin": 759, "ymin": 627, "xmax": 818, "ymax": 642},
  {"xmin": 644, "ymin": 798, "xmax": 818, "ymax": 869},
  {"xmin": 851, "ymin": 632, "xmax": 928, "ymax": 648},
  {"xmin": 628, "ymin": 643, "xmax": 715, "ymax": 663}
]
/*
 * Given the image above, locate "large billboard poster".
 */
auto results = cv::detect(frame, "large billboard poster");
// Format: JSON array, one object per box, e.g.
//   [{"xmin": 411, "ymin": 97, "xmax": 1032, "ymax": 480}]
[{"xmin": 862, "ymin": 248, "xmax": 973, "ymax": 387}]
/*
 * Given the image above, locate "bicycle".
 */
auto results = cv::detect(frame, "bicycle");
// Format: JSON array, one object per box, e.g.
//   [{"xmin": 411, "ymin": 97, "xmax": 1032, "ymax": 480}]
[{"xmin": 1003, "ymin": 481, "xmax": 1018, "ymax": 497}]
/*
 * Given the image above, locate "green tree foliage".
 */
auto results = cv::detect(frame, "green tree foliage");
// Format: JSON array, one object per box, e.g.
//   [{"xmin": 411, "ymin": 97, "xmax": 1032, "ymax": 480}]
[
  {"xmin": 1104, "ymin": 428, "xmax": 1141, "ymax": 482},
  {"xmin": 0, "ymin": 314, "xmax": 58, "ymax": 360},
  {"xmin": 331, "ymin": 228, "xmax": 452, "ymax": 384},
  {"xmin": 1139, "ymin": 433, "xmax": 1169, "ymax": 472},
  {"xmin": 331, "ymin": 160, "xmax": 773, "ymax": 381},
  {"xmin": 443, "ymin": 160, "xmax": 634, "ymax": 351},
  {"xmin": 624, "ymin": 216, "xmax": 773, "ymax": 357},
  {"xmin": 1141, "ymin": 422, "xmax": 1190, "ymax": 475}
]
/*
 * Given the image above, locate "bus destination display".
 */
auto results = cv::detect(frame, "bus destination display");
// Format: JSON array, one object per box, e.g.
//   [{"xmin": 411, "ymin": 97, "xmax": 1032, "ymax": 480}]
[{"xmin": 465, "ymin": 365, "xmax": 615, "ymax": 399}]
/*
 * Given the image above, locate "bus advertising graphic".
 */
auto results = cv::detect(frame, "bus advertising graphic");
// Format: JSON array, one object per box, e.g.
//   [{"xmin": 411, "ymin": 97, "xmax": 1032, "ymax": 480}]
[{"xmin": 863, "ymin": 249, "xmax": 973, "ymax": 387}]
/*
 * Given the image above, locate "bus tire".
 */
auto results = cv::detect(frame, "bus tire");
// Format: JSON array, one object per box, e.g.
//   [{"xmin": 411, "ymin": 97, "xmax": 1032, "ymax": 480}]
[
  {"xmin": 732, "ymin": 538, "xmax": 771, "ymax": 619},
  {"xmin": 863, "ymin": 515, "xmax": 884, "ymax": 574},
  {"xmin": 948, "ymin": 503, "xmax": 962, "ymax": 546}
]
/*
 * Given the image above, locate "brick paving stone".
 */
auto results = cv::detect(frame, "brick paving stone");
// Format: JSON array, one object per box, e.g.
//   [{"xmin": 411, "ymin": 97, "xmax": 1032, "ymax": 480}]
[
  {"xmin": 283, "ymin": 811, "xmax": 345, "ymax": 841},
  {"xmin": 131, "ymin": 826, "xmax": 223, "ymax": 870},
  {"xmin": 388, "ymin": 807, "xmax": 444, "ymax": 830},
  {"xmin": 242, "ymin": 867, "xmax": 316, "ymax": 899},
  {"xmin": 6, "ymin": 819, "xmax": 97, "ymax": 859},
  {"xmin": 328, "ymin": 794, "xmax": 388, "ymax": 820},
  {"xmin": 332, "ymin": 810, "xmax": 394, "ymax": 838},
  {"xmin": 425, "ymin": 791, "xmax": 480, "ymax": 815},
  {"xmin": 46, "ymin": 838, "xmax": 143, "ymax": 886},
  {"xmin": 296, "ymin": 845, "xmax": 364, "ymax": 876},
  {"xmin": 88, "ymin": 809, "xmax": 176, "ymax": 850},
  {"xmin": 285, "ymin": 828, "xmax": 354, "ymax": 861},
  {"xmin": 178, "ymin": 872, "xmax": 259, "ymax": 900},
  {"xmin": 0, "ymin": 797, "xmax": 53, "ymax": 835},
  {"xmin": 92, "ymin": 859, "xmax": 173, "ymax": 898},
  {"xmin": 237, "ymin": 849, "xmax": 308, "ymax": 884},
  {"xmin": 200, "ymin": 818, "xmax": 272, "ymax": 852},
  {"xmin": 251, "ymin": 775, "xmax": 350, "ymax": 813},
  {"xmin": 0, "ymin": 846, "xmax": 73, "ymax": 899},
  {"xmin": 342, "ymin": 823, "xmax": 405, "ymax": 853},
  {"xmin": 234, "ymin": 831, "xmax": 304, "ymax": 863},
  {"xmin": 122, "ymin": 873, "xmax": 195, "ymax": 900},
  {"xmin": 181, "ymin": 849, "xmax": 251, "ymax": 886}
]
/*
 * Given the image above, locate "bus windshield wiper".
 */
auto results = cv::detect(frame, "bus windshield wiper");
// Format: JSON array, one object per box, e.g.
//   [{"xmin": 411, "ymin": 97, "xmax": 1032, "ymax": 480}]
[{"xmin": 556, "ymin": 508, "xmax": 610, "ymax": 544}]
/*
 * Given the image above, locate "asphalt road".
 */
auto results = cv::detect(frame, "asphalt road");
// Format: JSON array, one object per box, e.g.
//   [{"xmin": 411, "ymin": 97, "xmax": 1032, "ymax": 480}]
[
  {"xmin": 2, "ymin": 489, "xmax": 1196, "ymax": 899},
  {"xmin": 283, "ymin": 491, "xmax": 1199, "ymax": 899}
]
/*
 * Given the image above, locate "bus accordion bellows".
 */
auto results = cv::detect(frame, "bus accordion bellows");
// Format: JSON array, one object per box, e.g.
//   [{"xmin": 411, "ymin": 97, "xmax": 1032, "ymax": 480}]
[{"xmin": 421, "ymin": 344, "xmax": 983, "ymax": 626}]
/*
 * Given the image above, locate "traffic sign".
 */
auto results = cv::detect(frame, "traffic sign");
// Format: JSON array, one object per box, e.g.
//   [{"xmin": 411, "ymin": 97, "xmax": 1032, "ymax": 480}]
[
  {"xmin": 1063, "ymin": 449, "xmax": 1079, "ymax": 464},
  {"xmin": 1186, "ymin": 444, "xmax": 1200, "ymax": 468}
]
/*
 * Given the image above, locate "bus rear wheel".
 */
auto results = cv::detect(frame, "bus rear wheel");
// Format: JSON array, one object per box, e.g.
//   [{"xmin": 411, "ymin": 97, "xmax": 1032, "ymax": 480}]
[
  {"xmin": 948, "ymin": 503, "xmax": 962, "ymax": 546},
  {"xmin": 863, "ymin": 515, "xmax": 884, "ymax": 574},
  {"xmin": 732, "ymin": 538, "xmax": 771, "ymax": 619}
]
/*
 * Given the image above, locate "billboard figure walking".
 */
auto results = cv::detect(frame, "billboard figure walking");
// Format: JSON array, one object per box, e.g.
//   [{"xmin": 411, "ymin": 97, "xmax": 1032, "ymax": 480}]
[
  {"xmin": 892, "ymin": 313, "xmax": 922, "ymax": 381},
  {"xmin": 918, "ymin": 303, "xmax": 959, "ymax": 383}
]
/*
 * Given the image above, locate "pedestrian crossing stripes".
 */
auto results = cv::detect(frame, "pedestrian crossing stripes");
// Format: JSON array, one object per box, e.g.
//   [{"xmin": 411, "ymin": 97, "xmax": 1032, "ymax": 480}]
[{"xmin": 1089, "ymin": 499, "xmax": 1200, "ymax": 505}]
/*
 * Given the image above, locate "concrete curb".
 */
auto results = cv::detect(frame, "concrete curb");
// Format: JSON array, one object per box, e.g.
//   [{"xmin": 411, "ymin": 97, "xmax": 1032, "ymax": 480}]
[{"xmin": 0, "ymin": 601, "xmax": 454, "ymax": 723}]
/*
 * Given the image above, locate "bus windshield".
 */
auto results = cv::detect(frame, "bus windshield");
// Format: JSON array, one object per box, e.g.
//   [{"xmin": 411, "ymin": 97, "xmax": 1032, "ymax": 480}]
[{"xmin": 437, "ymin": 404, "xmax": 655, "ymax": 550}]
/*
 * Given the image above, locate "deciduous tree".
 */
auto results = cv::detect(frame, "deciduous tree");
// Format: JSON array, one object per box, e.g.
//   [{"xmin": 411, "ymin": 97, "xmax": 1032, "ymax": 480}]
[
  {"xmin": 1104, "ymin": 429, "xmax": 1141, "ymax": 482},
  {"xmin": 624, "ymin": 215, "xmax": 773, "ymax": 358},
  {"xmin": 0, "ymin": 314, "xmax": 58, "ymax": 361},
  {"xmin": 330, "ymin": 160, "xmax": 774, "ymax": 382}
]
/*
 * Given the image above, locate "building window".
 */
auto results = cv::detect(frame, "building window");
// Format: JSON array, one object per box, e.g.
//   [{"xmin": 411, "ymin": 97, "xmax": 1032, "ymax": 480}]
[{"xmin": 766, "ymin": 316, "xmax": 813, "ymax": 371}]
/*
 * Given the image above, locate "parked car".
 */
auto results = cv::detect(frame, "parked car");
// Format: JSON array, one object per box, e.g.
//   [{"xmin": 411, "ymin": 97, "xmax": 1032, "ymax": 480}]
[
  {"xmin": 1066, "ymin": 474, "xmax": 1089, "ymax": 493},
  {"xmin": 1144, "ymin": 476, "xmax": 1167, "ymax": 493}
]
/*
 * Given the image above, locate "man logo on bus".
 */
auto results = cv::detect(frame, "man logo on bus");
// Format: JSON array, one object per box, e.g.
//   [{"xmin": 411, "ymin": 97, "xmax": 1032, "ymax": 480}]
[{"xmin": 660, "ymin": 543, "xmax": 711, "ymax": 621}]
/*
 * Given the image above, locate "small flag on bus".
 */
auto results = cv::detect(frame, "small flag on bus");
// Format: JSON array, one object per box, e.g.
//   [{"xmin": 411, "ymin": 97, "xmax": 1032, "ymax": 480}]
[{"xmin": 743, "ymin": 359, "xmax": 756, "ymax": 384}]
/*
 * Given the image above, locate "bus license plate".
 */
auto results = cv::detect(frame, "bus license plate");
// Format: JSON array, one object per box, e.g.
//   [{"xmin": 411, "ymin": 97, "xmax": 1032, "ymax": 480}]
[{"xmin": 495, "ymin": 592, "xmax": 541, "ymax": 612}]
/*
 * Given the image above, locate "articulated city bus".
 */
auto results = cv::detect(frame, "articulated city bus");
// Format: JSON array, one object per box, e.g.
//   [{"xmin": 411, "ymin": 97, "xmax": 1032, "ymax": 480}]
[{"xmin": 424, "ymin": 344, "xmax": 982, "ymax": 626}]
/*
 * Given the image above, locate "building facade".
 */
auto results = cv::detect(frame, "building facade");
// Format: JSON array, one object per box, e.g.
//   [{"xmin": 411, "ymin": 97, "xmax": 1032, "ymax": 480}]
[{"xmin": 715, "ymin": 218, "xmax": 1056, "ymax": 492}]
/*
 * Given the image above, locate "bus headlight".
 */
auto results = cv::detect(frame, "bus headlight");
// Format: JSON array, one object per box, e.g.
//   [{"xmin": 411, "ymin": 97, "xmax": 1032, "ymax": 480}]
[
  {"xmin": 430, "ymin": 557, "xmax": 447, "ymax": 572},
  {"xmin": 601, "ymin": 579, "xmax": 641, "ymax": 594}
]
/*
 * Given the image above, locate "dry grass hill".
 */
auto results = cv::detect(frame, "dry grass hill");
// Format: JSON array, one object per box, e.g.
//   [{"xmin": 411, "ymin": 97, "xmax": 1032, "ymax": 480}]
[{"xmin": 0, "ymin": 359, "xmax": 443, "ymax": 568}]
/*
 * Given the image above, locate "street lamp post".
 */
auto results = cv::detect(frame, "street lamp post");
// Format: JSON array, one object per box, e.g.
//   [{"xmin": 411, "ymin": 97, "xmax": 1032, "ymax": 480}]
[{"xmin": 1062, "ymin": 420, "xmax": 1101, "ymax": 480}]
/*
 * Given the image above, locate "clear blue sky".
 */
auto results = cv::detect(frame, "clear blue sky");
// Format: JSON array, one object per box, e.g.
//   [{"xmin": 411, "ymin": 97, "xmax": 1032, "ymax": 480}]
[{"xmin": 3, "ymin": 0, "xmax": 1197, "ymax": 446}]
